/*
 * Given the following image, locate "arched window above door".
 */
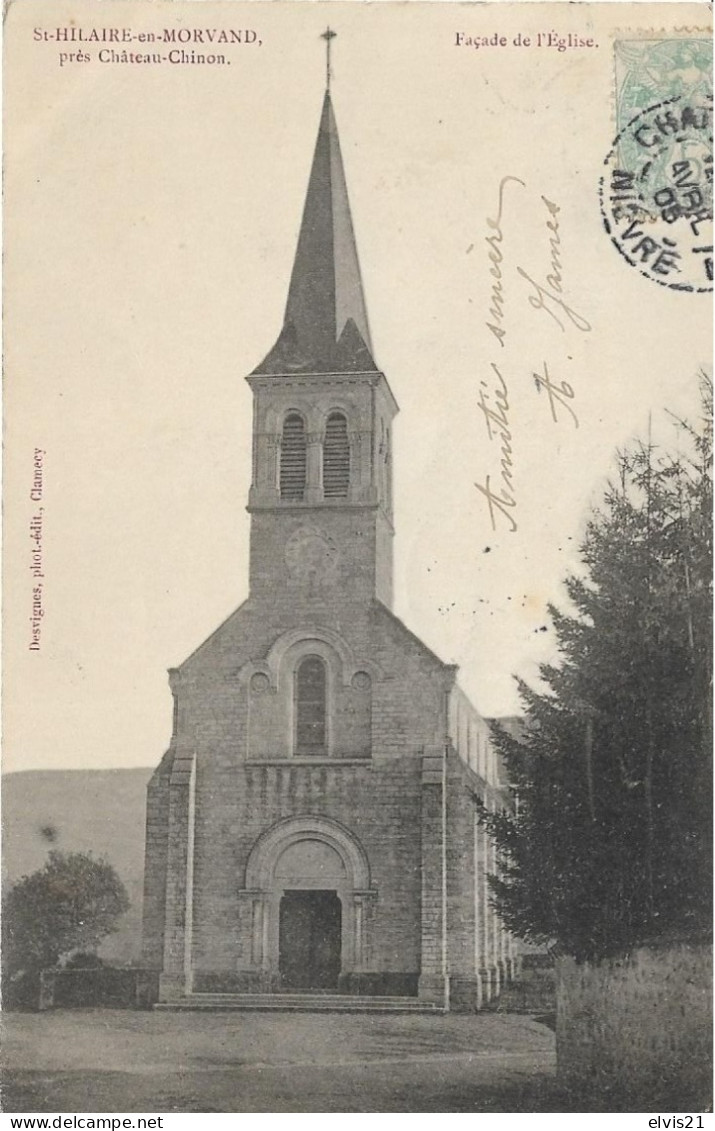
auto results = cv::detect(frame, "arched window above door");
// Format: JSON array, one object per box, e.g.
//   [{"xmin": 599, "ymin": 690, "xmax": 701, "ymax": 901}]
[{"xmin": 295, "ymin": 655, "xmax": 327, "ymax": 755}]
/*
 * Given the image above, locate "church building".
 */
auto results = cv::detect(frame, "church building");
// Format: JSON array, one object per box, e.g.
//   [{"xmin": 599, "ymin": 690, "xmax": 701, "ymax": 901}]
[{"xmin": 141, "ymin": 68, "xmax": 518, "ymax": 1012}]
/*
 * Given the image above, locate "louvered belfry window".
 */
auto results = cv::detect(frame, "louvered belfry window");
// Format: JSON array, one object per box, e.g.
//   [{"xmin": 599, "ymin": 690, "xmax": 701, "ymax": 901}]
[
  {"xmin": 323, "ymin": 413, "xmax": 350, "ymax": 498},
  {"xmin": 295, "ymin": 656, "xmax": 327, "ymax": 755},
  {"xmin": 280, "ymin": 413, "xmax": 307, "ymax": 500}
]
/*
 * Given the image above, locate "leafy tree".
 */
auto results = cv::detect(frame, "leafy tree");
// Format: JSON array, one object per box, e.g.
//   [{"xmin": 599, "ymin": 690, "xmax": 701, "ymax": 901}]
[
  {"xmin": 481, "ymin": 378, "xmax": 712, "ymax": 962},
  {"xmin": 2, "ymin": 851, "xmax": 130, "ymax": 994}
]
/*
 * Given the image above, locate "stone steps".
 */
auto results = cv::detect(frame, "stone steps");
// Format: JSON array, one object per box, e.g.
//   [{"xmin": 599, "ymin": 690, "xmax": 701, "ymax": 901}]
[{"xmin": 155, "ymin": 992, "xmax": 443, "ymax": 1014}]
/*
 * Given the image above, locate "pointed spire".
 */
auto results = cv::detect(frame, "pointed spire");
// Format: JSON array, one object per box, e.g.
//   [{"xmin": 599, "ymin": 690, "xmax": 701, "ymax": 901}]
[{"xmin": 254, "ymin": 84, "xmax": 377, "ymax": 376}]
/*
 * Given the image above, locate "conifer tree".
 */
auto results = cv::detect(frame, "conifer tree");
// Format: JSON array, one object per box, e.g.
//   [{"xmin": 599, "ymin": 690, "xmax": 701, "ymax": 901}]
[{"xmin": 482, "ymin": 378, "xmax": 712, "ymax": 961}]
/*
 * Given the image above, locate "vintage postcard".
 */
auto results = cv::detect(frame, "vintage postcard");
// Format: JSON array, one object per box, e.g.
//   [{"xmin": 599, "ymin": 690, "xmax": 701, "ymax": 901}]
[{"xmin": 3, "ymin": 0, "xmax": 712, "ymax": 1117}]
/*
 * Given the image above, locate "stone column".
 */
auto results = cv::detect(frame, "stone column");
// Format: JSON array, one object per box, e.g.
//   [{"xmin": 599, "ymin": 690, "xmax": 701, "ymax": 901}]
[
  {"xmin": 419, "ymin": 752, "xmax": 448, "ymax": 1007},
  {"xmin": 472, "ymin": 812, "xmax": 485, "ymax": 1010},
  {"xmin": 353, "ymin": 893, "xmax": 365, "ymax": 969},
  {"xmin": 236, "ymin": 889, "xmax": 273, "ymax": 994},
  {"xmin": 305, "ymin": 431, "xmax": 323, "ymax": 503},
  {"xmin": 354, "ymin": 429, "xmax": 376, "ymax": 502},
  {"xmin": 248, "ymin": 432, "xmax": 280, "ymax": 506},
  {"xmin": 353, "ymin": 889, "xmax": 377, "ymax": 970},
  {"xmin": 159, "ymin": 751, "xmax": 196, "ymax": 1002},
  {"xmin": 348, "ymin": 430, "xmax": 363, "ymax": 501},
  {"xmin": 490, "ymin": 806, "xmax": 501, "ymax": 998},
  {"xmin": 477, "ymin": 817, "xmax": 493, "ymax": 1003}
]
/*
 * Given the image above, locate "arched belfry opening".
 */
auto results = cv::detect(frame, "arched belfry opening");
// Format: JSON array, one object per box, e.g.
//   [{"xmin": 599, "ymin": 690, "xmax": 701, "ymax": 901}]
[
  {"xmin": 323, "ymin": 412, "xmax": 350, "ymax": 497},
  {"xmin": 280, "ymin": 413, "xmax": 307, "ymax": 500}
]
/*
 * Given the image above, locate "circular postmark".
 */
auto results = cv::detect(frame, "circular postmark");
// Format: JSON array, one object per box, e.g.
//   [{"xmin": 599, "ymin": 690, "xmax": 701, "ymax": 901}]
[{"xmin": 600, "ymin": 91, "xmax": 713, "ymax": 292}]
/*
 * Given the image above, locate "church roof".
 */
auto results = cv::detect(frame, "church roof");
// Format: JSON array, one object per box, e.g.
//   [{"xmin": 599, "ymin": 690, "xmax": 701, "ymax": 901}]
[{"xmin": 254, "ymin": 91, "xmax": 378, "ymax": 376}]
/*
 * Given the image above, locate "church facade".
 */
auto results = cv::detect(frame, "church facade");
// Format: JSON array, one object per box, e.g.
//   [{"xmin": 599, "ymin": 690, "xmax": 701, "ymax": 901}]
[{"xmin": 141, "ymin": 85, "xmax": 518, "ymax": 1011}]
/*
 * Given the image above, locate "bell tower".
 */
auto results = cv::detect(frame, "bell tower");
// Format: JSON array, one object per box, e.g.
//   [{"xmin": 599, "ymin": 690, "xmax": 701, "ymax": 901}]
[{"xmin": 246, "ymin": 42, "xmax": 398, "ymax": 608}]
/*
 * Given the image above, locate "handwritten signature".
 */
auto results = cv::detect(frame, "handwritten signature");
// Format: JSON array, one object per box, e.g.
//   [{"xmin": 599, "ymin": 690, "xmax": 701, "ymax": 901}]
[
  {"xmin": 533, "ymin": 361, "xmax": 578, "ymax": 428},
  {"xmin": 517, "ymin": 197, "xmax": 592, "ymax": 333}
]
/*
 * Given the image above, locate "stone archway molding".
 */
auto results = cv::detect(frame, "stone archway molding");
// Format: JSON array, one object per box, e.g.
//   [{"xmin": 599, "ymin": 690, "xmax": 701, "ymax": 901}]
[
  {"xmin": 267, "ymin": 626, "xmax": 383, "ymax": 688},
  {"xmin": 244, "ymin": 814, "xmax": 372, "ymax": 892},
  {"xmin": 234, "ymin": 626, "xmax": 383, "ymax": 691}
]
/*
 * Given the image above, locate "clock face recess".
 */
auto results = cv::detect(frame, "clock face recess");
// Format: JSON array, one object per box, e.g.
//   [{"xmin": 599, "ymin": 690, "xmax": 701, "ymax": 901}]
[{"xmin": 284, "ymin": 526, "xmax": 341, "ymax": 590}]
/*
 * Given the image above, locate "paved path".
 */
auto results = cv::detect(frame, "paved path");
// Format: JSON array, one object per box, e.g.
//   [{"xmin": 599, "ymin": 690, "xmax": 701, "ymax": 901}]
[{"xmin": 3, "ymin": 1009, "xmax": 561, "ymax": 1112}]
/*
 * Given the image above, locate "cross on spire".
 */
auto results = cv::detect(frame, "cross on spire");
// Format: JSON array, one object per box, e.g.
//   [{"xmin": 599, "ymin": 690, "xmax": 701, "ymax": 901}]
[
  {"xmin": 252, "ymin": 76, "xmax": 376, "ymax": 376},
  {"xmin": 321, "ymin": 26, "xmax": 337, "ymax": 91}
]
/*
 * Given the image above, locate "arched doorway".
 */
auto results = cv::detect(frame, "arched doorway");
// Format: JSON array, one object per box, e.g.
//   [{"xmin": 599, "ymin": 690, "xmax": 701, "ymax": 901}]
[
  {"xmin": 279, "ymin": 891, "xmax": 342, "ymax": 988},
  {"xmin": 241, "ymin": 816, "xmax": 375, "ymax": 989},
  {"xmin": 275, "ymin": 836, "xmax": 345, "ymax": 989}
]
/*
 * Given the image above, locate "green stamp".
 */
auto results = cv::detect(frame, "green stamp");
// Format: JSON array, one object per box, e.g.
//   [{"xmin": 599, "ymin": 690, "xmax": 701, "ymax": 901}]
[
  {"xmin": 615, "ymin": 39, "xmax": 712, "ymax": 178},
  {"xmin": 599, "ymin": 38, "xmax": 713, "ymax": 292}
]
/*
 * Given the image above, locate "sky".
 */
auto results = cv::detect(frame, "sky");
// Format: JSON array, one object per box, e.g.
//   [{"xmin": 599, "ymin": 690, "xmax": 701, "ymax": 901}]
[{"xmin": 4, "ymin": 0, "xmax": 712, "ymax": 771}]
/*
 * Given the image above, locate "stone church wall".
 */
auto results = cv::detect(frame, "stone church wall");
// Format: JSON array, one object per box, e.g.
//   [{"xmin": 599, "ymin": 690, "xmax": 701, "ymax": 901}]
[
  {"xmin": 140, "ymin": 750, "xmax": 172, "ymax": 968},
  {"xmin": 443, "ymin": 753, "xmax": 517, "ymax": 1010},
  {"xmin": 170, "ymin": 596, "xmax": 451, "ymax": 765},
  {"xmin": 445, "ymin": 758, "xmax": 477, "ymax": 978},
  {"xmin": 248, "ymin": 508, "xmax": 388, "ymax": 605},
  {"xmin": 141, "ymin": 588, "xmax": 459, "ymax": 989},
  {"xmin": 189, "ymin": 756, "xmax": 423, "ymax": 983}
]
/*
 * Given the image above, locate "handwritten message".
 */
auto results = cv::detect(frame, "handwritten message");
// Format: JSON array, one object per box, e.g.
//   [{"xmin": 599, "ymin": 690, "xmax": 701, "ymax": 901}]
[{"xmin": 475, "ymin": 181, "xmax": 592, "ymax": 533}]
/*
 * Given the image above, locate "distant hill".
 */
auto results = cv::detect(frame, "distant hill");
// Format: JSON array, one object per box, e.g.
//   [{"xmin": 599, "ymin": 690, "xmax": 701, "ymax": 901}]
[{"xmin": 2, "ymin": 767, "xmax": 153, "ymax": 964}]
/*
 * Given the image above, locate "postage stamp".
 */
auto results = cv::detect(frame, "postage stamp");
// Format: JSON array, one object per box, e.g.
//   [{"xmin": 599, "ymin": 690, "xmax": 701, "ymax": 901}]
[{"xmin": 600, "ymin": 38, "xmax": 713, "ymax": 292}]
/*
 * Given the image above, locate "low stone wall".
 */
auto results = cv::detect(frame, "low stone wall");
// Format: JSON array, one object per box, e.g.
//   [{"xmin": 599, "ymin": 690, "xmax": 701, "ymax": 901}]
[
  {"xmin": 39, "ymin": 967, "xmax": 160, "ymax": 1011},
  {"xmin": 557, "ymin": 939, "xmax": 712, "ymax": 1109},
  {"xmin": 490, "ymin": 955, "xmax": 555, "ymax": 1015}
]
